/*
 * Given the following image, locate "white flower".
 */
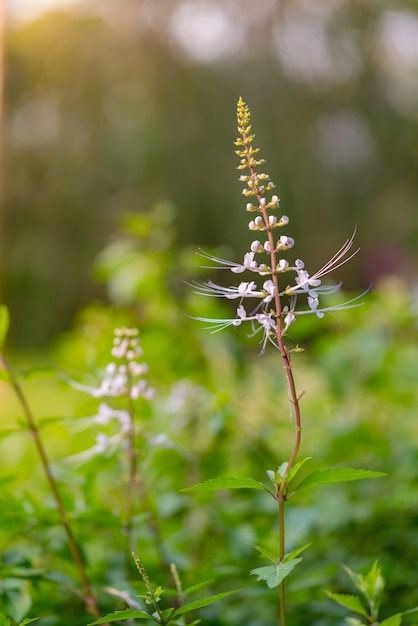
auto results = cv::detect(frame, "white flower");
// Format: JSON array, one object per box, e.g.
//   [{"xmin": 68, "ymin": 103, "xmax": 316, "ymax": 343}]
[
  {"xmin": 262, "ymin": 280, "xmax": 277, "ymax": 303},
  {"xmin": 114, "ymin": 409, "xmax": 131, "ymax": 432},
  {"xmin": 191, "ymin": 280, "xmax": 263, "ymax": 300},
  {"xmin": 94, "ymin": 403, "xmax": 115, "ymax": 425},
  {"xmin": 250, "ymin": 240, "xmax": 262, "ymax": 252},
  {"xmin": 192, "ymin": 203, "xmax": 362, "ymax": 351},
  {"xmin": 197, "ymin": 249, "xmax": 259, "ymax": 274},
  {"xmin": 277, "ymin": 235, "xmax": 295, "ymax": 250},
  {"xmin": 234, "ymin": 304, "xmax": 248, "ymax": 326},
  {"xmin": 96, "ymin": 433, "xmax": 110, "ymax": 452},
  {"xmin": 307, "ymin": 295, "xmax": 324, "ymax": 318},
  {"xmin": 283, "ymin": 311, "xmax": 296, "ymax": 334},
  {"xmin": 231, "ymin": 251, "xmax": 259, "ymax": 273}
]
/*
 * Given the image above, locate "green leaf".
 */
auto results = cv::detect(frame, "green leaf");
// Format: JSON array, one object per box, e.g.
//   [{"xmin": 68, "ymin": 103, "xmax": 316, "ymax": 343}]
[
  {"xmin": 287, "ymin": 457, "xmax": 312, "ymax": 484},
  {"xmin": 18, "ymin": 619, "xmax": 39, "ymax": 626},
  {"xmin": 284, "ymin": 543, "xmax": 312, "ymax": 562},
  {"xmin": 254, "ymin": 545, "xmax": 277, "ymax": 564},
  {"xmin": 0, "ymin": 429, "xmax": 21, "ymax": 441},
  {"xmin": 0, "ymin": 305, "xmax": 10, "ymax": 351},
  {"xmin": 343, "ymin": 561, "xmax": 385, "ymax": 609},
  {"xmin": 345, "ymin": 618, "xmax": 366, "ymax": 626},
  {"xmin": 379, "ymin": 614, "xmax": 402, "ymax": 626},
  {"xmin": 87, "ymin": 610, "xmax": 154, "ymax": 624},
  {"xmin": 0, "ymin": 614, "xmax": 11, "ymax": 626},
  {"xmin": 296, "ymin": 468, "xmax": 387, "ymax": 492},
  {"xmin": 342, "ymin": 564, "xmax": 366, "ymax": 595},
  {"xmin": 171, "ymin": 590, "xmax": 241, "ymax": 617},
  {"xmin": 181, "ymin": 476, "xmax": 266, "ymax": 492},
  {"xmin": 364, "ymin": 560, "xmax": 385, "ymax": 607},
  {"xmin": 250, "ymin": 558, "xmax": 302, "ymax": 589},
  {"xmin": 325, "ymin": 592, "xmax": 368, "ymax": 618},
  {"xmin": 183, "ymin": 580, "xmax": 214, "ymax": 596},
  {"xmin": 19, "ymin": 366, "xmax": 56, "ymax": 381},
  {"xmin": 160, "ymin": 608, "xmax": 175, "ymax": 621},
  {"xmin": 403, "ymin": 606, "xmax": 418, "ymax": 615}
]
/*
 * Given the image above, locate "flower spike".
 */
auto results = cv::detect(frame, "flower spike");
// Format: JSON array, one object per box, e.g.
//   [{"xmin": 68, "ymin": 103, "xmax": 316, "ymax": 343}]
[{"xmin": 190, "ymin": 99, "xmax": 363, "ymax": 350}]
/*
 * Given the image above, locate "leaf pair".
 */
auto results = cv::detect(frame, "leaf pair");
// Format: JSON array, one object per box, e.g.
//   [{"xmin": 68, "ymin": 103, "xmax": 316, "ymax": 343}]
[
  {"xmin": 250, "ymin": 544, "xmax": 311, "ymax": 589},
  {"xmin": 88, "ymin": 590, "xmax": 241, "ymax": 625},
  {"xmin": 182, "ymin": 467, "xmax": 387, "ymax": 497}
]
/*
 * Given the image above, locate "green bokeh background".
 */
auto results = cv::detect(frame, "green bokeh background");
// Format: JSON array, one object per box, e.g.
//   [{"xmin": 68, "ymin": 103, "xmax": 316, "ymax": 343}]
[
  {"xmin": 2, "ymin": 0, "xmax": 418, "ymax": 345},
  {"xmin": 1, "ymin": 2, "xmax": 418, "ymax": 625}
]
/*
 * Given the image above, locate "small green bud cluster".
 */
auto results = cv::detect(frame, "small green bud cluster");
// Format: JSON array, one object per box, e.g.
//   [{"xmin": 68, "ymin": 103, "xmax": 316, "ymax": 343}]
[{"xmin": 235, "ymin": 97, "xmax": 276, "ymax": 201}]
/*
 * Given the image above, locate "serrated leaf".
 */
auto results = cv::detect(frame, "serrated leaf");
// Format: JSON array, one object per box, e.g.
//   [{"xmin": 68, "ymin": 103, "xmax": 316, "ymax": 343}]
[
  {"xmin": 296, "ymin": 468, "xmax": 387, "ymax": 491},
  {"xmin": 250, "ymin": 558, "xmax": 302, "ymax": 589},
  {"xmin": 181, "ymin": 476, "xmax": 266, "ymax": 492},
  {"xmin": 325, "ymin": 592, "xmax": 368, "ymax": 617},
  {"xmin": 379, "ymin": 614, "xmax": 402, "ymax": 626},
  {"xmin": 171, "ymin": 590, "xmax": 241, "ymax": 617},
  {"xmin": 342, "ymin": 565, "xmax": 367, "ymax": 596},
  {"xmin": 254, "ymin": 546, "xmax": 277, "ymax": 564},
  {"xmin": 284, "ymin": 543, "xmax": 312, "ymax": 562},
  {"xmin": 87, "ymin": 610, "xmax": 154, "ymax": 624},
  {"xmin": 364, "ymin": 560, "xmax": 384, "ymax": 606},
  {"xmin": 0, "ymin": 306, "xmax": 10, "ymax": 351},
  {"xmin": 18, "ymin": 619, "xmax": 39, "ymax": 626}
]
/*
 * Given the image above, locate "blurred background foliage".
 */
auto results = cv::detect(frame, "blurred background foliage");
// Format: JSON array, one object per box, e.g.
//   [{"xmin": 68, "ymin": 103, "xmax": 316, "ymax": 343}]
[
  {"xmin": 0, "ymin": 210, "xmax": 417, "ymax": 625},
  {"xmin": 1, "ymin": 1, "xmax": 418, "ymax": 625},
  {"xmin": 2, "ymin": 0, "xmax": 418, "ymax": 345}
]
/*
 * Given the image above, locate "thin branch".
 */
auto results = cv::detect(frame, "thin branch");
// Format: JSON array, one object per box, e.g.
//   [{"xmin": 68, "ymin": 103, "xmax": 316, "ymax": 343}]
[{"xmin": 0, "ymin": 355, "xmax": 102, "ymax": 620}]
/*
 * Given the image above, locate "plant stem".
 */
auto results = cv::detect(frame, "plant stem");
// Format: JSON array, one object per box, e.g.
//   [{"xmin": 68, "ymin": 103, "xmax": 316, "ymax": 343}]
[
  {"xmin": 123, "ymin": 394, "xmax": 138, "ymax": 567},
  {"xmin": 123, "ymin": 386, "xmax": 172, "ymax": 583},
  {"xmin": 0, "ymin": 355, "xmax": 102, "ymax": 620},
  {"xmin": 278, "ymin": 497, "xmax": 286, "ymax": 626},
  {"xmin": 242, "ymin": 128, "xmax": 303, "ymax": 626}
]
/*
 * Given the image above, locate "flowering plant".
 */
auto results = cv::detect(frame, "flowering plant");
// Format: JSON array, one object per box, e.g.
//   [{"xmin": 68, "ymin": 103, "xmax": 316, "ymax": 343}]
[
  {"xmin": 193, "ymin": 98, "xmax": 366, "ymax": 351},
  {"xmin": 186, "ymin": 98, "xmax": 384, "ymax": 626}
]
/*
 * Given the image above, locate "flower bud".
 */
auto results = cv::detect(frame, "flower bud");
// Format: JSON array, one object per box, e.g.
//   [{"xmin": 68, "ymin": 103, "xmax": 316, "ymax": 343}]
[{"xmin": 250, "ymin": 240, "xmax": 262, "ymax": 252}]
